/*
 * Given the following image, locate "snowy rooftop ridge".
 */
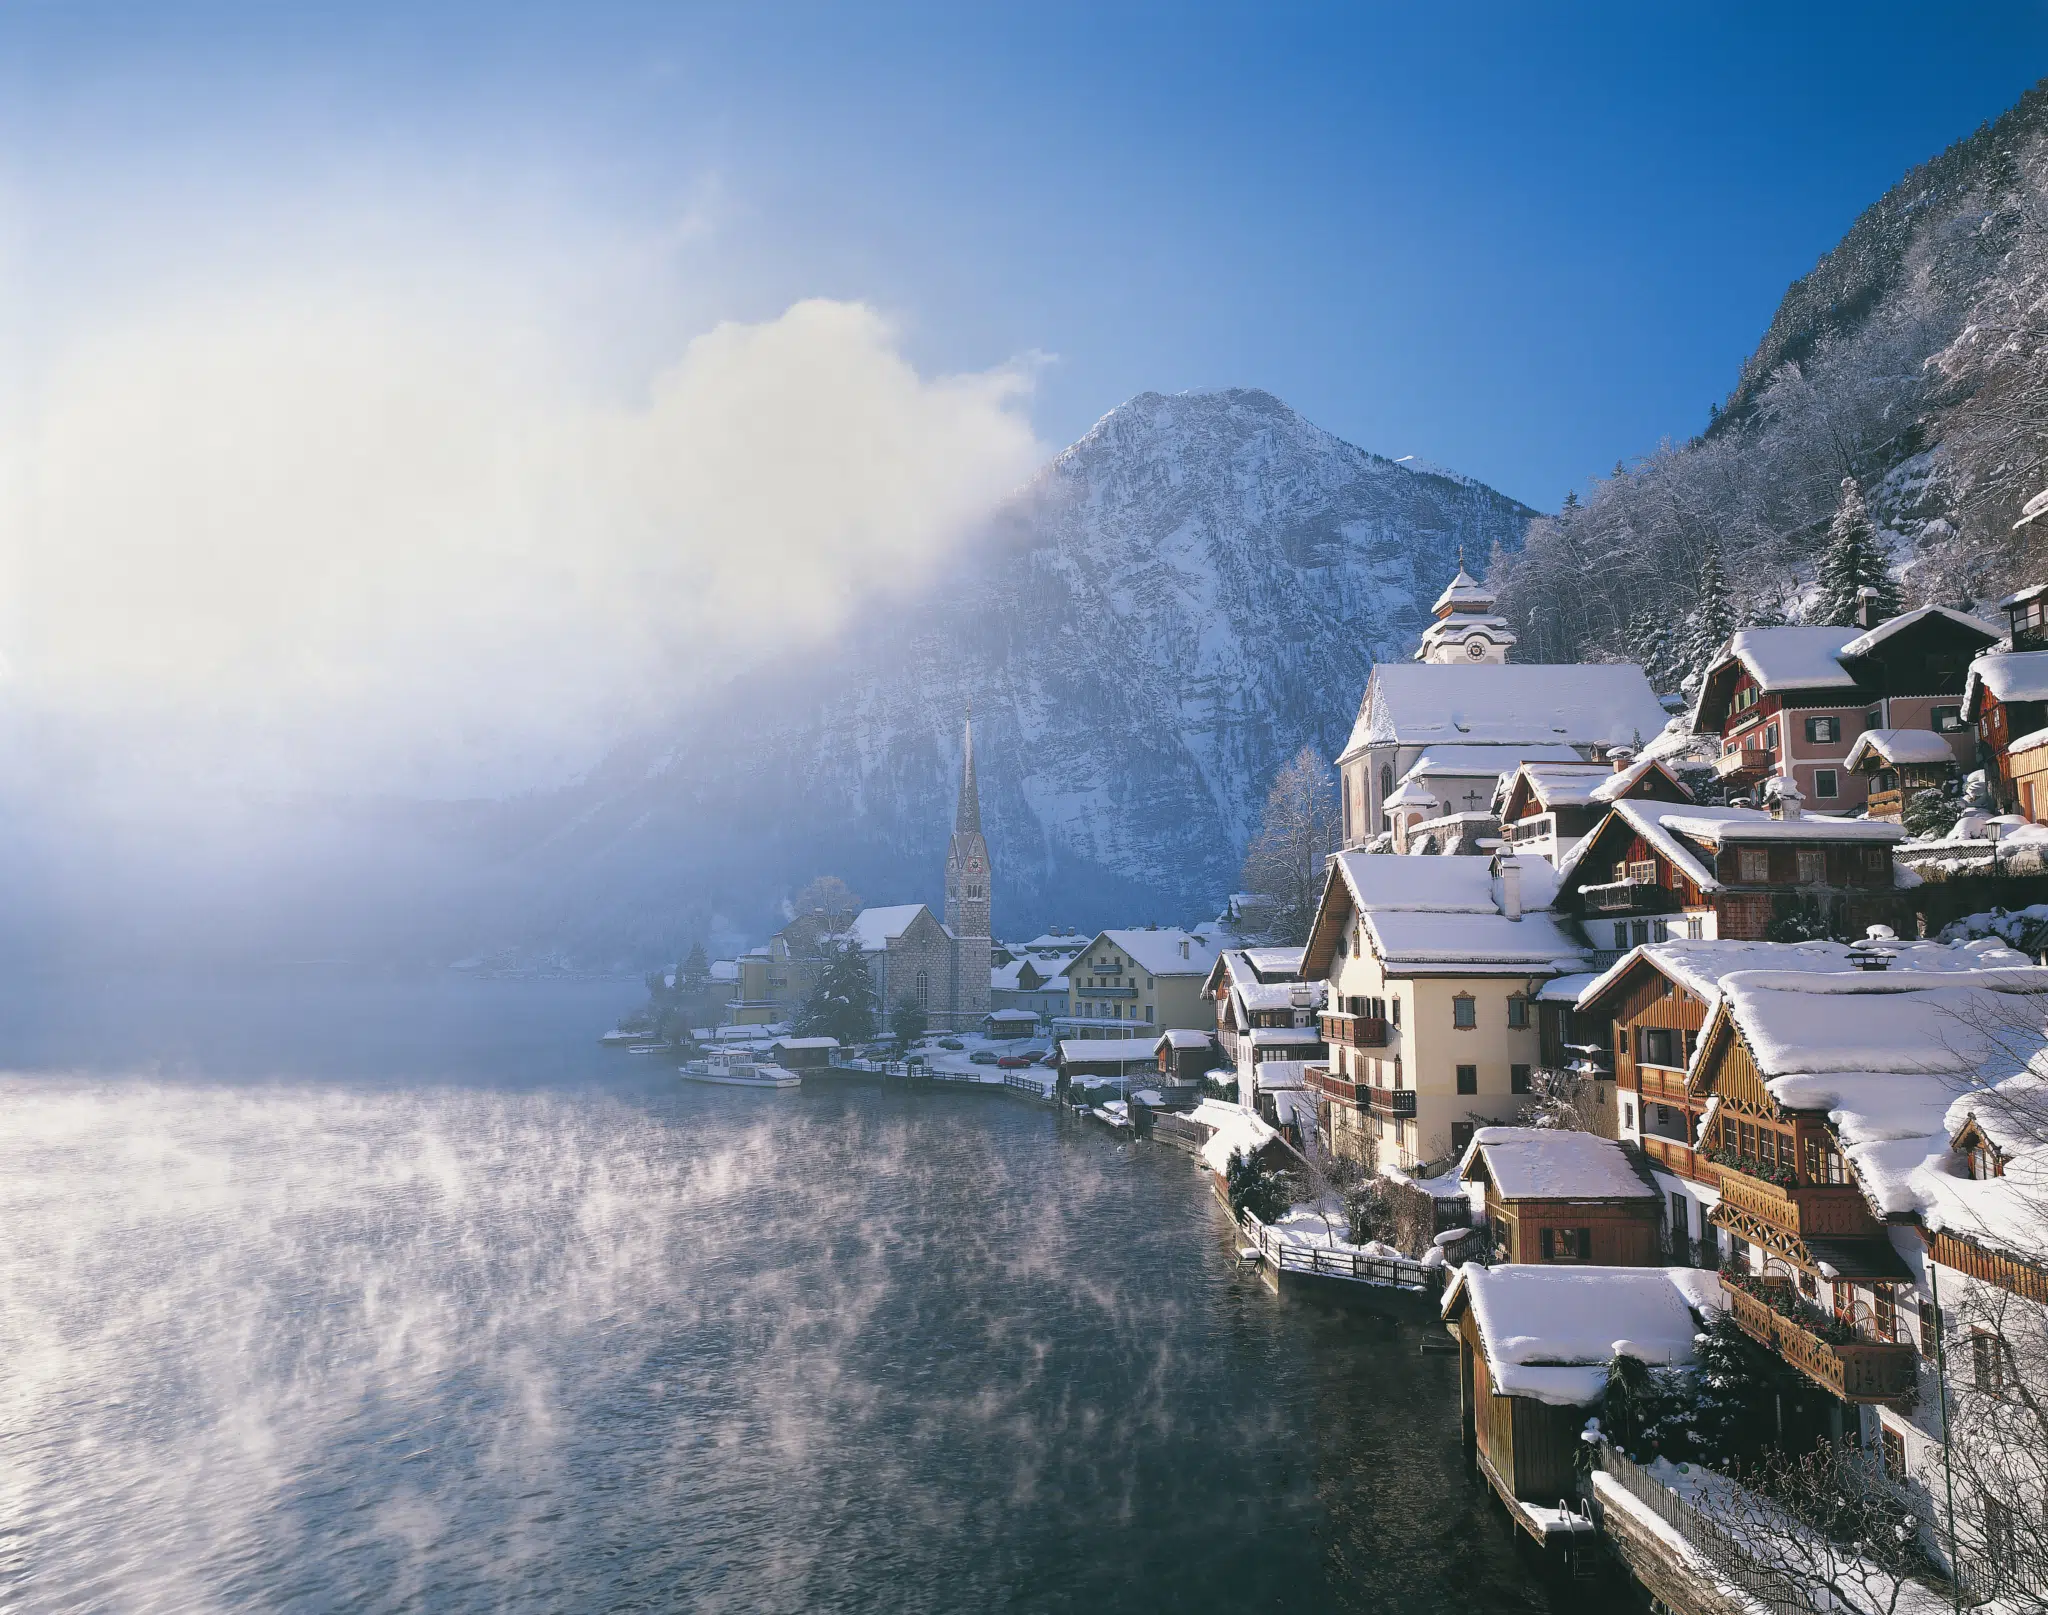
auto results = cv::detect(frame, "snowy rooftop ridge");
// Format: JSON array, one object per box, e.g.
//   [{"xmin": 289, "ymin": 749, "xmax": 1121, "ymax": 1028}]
[
  {"xmin": 1966, "ymin": 649, "xmax": 2048, "ymax": 709},
  {"xmin": 1458, "ymin": 1126, "xmax": 1658, "ymax": 1202},
  {"xmin": 1443, "ymin": 1265, "xmax": 1722, "ymax": 1407},
  {"xmin": 1341, "ymin": 662, "xmax": 1669, "ymax": 762}
]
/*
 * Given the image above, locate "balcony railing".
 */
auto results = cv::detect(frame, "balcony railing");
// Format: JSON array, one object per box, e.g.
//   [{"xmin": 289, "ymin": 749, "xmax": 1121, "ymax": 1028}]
[
  {"xmin": 1639, "ymin": 1135, "xmax": 1717, "ymax": 1184},
  {"xmin": 1716, "ymin": 747, "xmax": 1778, "ymax": 780},
  {"xmin": 1082, "ymin": 985, "xmax": 1138, "ymax": 999},
  {"xmin": 1309, "ymin": 1068, "xmax": 1367, "ymax": 1110},
  {"xmin": 1500, "ymin": 814, "xmax": 1554, "ymax": 846},
  {"xmin": 1866, "ymin": 787, "xmax": 1905, "ymax": 821},
  {"xmin": 1581, "ymin": 879, "xmax": 1679, "ymax": 914},
  {"xmin": 1320, "ymin": 1012, "xmax": 1389, "ymax": 1048},
  {"xmin": 1715, "ymin": 1169, "xmax": 1880, "ymax": 1240},
  {"xmin": 1635, "ymin": 1066, "xmax": 1691, "ymax": 1104},
  {"xmin": 1366, "ymin": 1085, "xmax": 1417, "ymax": 1119},
  {"xmin": 1723, "ymin": 1276, "xmax": 1917, "ymax": 1403}
]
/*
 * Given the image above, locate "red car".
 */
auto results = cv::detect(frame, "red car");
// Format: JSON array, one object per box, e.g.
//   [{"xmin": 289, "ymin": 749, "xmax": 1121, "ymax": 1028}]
[{"xmin": 996, "ymin": 1054, "xmax": 1033, "ymax": 1069}]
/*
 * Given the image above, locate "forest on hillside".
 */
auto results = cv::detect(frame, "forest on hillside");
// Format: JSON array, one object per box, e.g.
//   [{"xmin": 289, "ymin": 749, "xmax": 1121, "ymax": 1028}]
[{"xmin": 1497, "ymin": 80, "xmax": 2048, "ymax": 692}]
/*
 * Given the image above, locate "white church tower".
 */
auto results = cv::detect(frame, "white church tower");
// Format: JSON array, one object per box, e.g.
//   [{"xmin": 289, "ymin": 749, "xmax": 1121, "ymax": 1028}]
[
  {"xmin": 943, "ymin": 707, "xmax": 993, "ymax": 1029},
  {"xmin": 1414, "ymin": 551, "xmax": 1517, "ymax": 664}
]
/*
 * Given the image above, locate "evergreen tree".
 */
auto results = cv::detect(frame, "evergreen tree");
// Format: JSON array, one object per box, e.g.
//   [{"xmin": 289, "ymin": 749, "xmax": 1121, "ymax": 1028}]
[
  {"xmin": 679, "ymin": 941, "xmax": 709, "ymax": 991},
  {"xmin": 889, "ymin": 996, "xmax": 929, "ymax": 1048},
  {"xmin": 1675, "ymin": 540, "xmax": 1736, "ymax": 691},
  {"xmin": 1815, "ymin": 477, "xmax": 1901, "ymax": 626},
  {"xmin": 1224, "ymin": 1149, "xmax": 1287, "ymax": 1224},
  {"xmin": 794, "ymin": 941, "xmax": 878, "ymax": 1044},
  {"xmin": 1625, "ymin": 609, "xmax": 1679, "ymax": 693}
]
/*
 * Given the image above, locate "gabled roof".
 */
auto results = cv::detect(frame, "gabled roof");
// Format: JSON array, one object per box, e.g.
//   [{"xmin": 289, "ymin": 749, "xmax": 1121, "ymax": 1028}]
[
  {"xmin": 1966, "ymin": 649, "xmax": 2048, "ymax": 716},
  {"xmin": 1441, "ymin": 1265, "xmax": 1720, "ymax": 1407},
  {"xmin": 1843, "ymin": 728, "xmax": 1959, "ymax": 769},
  {"xmin": 1838, "ymin": 605, "xmax": 2000, "ymax": 660},
  {"xmin": 1242, "ymin": 946, "xmax": 1305, "ymax": 978},
  {"xmin": 1340, "ymin": 662, "xmax": 1669, "ymax": 762},
  {"xmin": 1589, "ymin": 756, "xmax": 1693, "ymax": 806},
  {"xmin": 1499, "ymin": 762, "xmax": 1615, "ymax": 815},
  {"xmin": 1457, "ymin": 1126, "xmax": 1658, "ymax": 1202},
  {"xmin": 848, "ymin": 904, "xmax": 932, "ymax": 950},
  {"xmin": 1089, "ymin": 928, "xmax": 1222, "ymax": 977},
  {"xmin": 1302, "ymin": 850, "xmax": 1585, "ymax": 978},
  {"xmin": 1558, "ymin": 799, "xmax": 1902, "ymax": 898}
]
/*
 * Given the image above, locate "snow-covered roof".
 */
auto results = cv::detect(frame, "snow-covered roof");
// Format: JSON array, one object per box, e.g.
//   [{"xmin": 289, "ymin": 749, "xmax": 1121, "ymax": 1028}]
[
  {"xmin": 1058, "ymin": 1038, "xmax": 1163, "ymax": 1063},
  {"xmin": 1383, "ymin": 779, "xmax": 1438, "ymax": 810},
  {"xmin": 1968, "ymin": 650, "xmax": 2048, "ymax": 710},
  {"xmin": 1249, "ymin": 1027, "xmax": 1323, "ymax": 1047},
  {"xmin": 1503, "ymin": 761, "xmax": 1617, "ymax": 810},
  {"xmin": 1913, "ymin": 1071, "xmax": 2048, "ymax": 1259},
  {"xmin": 1158, "ymin": 1027, "xmax": 1213, "ymax": 1050},
  {"xmin": 1844, "ymin": 728, "xmax": 1959, "ymax": 769},
  {"xmin": 709, "ymin": 960, "xmax": 739, "ymax": 981},
  {"xmin": 1340, "ymin": 662, "xmax": 1669, "ymax": 762},
  {"xmin": 2010, "ymin": 725, "xmax": 2048, "ymax": 759},
  {"xmin": 1192, "ymin": 1098, "xmax": 1281, "ymax": 1174},
  {"xmin": 848, "ymin": 904, "xmax": 929, "ymax": 950},
  {"xmin": 1097, "ymin": 928, "xmax": 1222, "ymax": 976},
  {"xmin": 1242, "ymin": 946, "xmax": 1305, "ymax": 977},
  {"xmin": 983, "ymin": 1008, "xmax": 1040, "ymax": 1023},
  {"xmin": 1362, "ymin": 910, "xmax": 1590, "ymax": 974},
  {"xmin": 2003, "ymin": 580, "xmax": 2048, "ymax": 607},
  {"xmin": 1236, "ymin": 980, "xmax": 1315, "ymax": 1013},
  {"xmin": 1658, "ymin": 810, "xmax": 1903, "ymax": 845},
  {"xmin": 1330, "ymin": 849, "xmax": 1555, "ymax": 914},
  {"xmin": 1458, "ymin": 1126, "xmax": 1657, "ymax": 1201},
  {"xmin": 1711, "ymin": 626, "xmax": 1863, "ymax": 694},
  {"xmin": 1537, "ymin": 971, "xmax": 1598, "ymax": 1004},
  {"xmin": 1577, "ymin": 935, "xmax": 2033, "ymax": 1032},
  {"xmin": 1443, "ymin": 1265, "xmax": 1721, "ymax": 1406},
  {"xmin": 1252, "ymin": 1059, "xmax": 1310, "ymax": 1089},
  {"xmin": 1431, "ymin": 564, "xmax": 1494, "ymax": 615},
  {"xmin": 1838, "ymin": 605, "xmax": 1999, "ymax": 660},
  {"xmin": 1402, "ymin": 743, "xmax": 1581, "ymax": 781},
  {"xmin": 1020, "ymin": 931, "xmax": 1088, "ymax": 953},
  {"xmin": 1589, "ymin": 756, "xmax": 1691, "ymax": 805},
  {"xmin": 1717, "ymin": 968, "xmax": 2048, "ymax": 1216},
  {"xmin": 770, "ymin": 1036, "xmax": 840, "ymax": 1049}
]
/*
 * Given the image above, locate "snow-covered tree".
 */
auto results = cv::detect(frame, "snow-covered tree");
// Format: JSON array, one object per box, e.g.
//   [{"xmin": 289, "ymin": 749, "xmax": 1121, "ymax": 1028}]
[
  {"xmin": 1679, "ymin": 539, "xmax": 1736, "ymax": 686},
  {"xmin": 1238, "ymin": 744, "xmax": 1341, "ymax": 945},
  {"xmin": 795, "ymin": 940, "xmax": 877, "ymax": 1044},
  {"xmin": 679, "ymin": 941, "xmax": 710, "ymax": 992},
  {"xmin": 1816, "ymin": 477, "xmax": 1902, "ymax": 626}
]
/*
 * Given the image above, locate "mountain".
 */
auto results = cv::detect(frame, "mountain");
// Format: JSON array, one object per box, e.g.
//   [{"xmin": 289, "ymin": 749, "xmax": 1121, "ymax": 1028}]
[
  {"xmin": 1501, "ymin": 77, "xmax": 2048, "ymax": 671},
  {"xmin": 489, "ymin": 389, "xmax": 1539, "ymax": 962}
]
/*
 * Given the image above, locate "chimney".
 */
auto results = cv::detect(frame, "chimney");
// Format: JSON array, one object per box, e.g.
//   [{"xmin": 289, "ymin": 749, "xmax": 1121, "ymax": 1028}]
[
  {"xmin": 1855, "ymin": 586, "xmax": 1881, "ymax": 629},
  {"xmin": 1499, "ymin": 857, "xmax": 1522, "ymax": 921},
  {"xmin": 1609, "ymin": 746, "xmax": 1636, "ymax": 775},
  {"xmin": 1764, "ymin": 777, "xmax": 1803, "ymax": 821}
]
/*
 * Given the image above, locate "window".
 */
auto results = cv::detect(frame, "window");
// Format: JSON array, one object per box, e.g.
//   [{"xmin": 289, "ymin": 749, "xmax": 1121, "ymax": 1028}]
[
  {"xmin": 1934, "ymin": 705, "xmax": 1965, "ymax": 733},
  {"xmin": 1814, "ymin": 769, "xmax": 1839, "ymax": 800},
  {"xmin": 1738, "ymin": 848, "xmax": 1770, "ymax": 883},
  {"xmin": 1541, "ymin": 1227, "xmax": 1593, "ymax": 1262},
  {"xmin": 1391, "ymin": 998, "xmax": 1400, "ymax": 1026},
  {"xmin": 1450, "ymin": 1121, "xmax": 1475, "ymax": 1154},
  {"xmin": 1803, "ymin": 1137, "xmax": 1847, "ymax": 1185},
  {"xmin": 915, "ymin": 971, "xmax": 930, "ymax": 1008},
  {"xmin": 1765, "ymin": 721, "xmax": 1780, "ymax": 751},
  {"xmin": 1452, "ymin": 994, "xmax": 1476, "ymax": 1029},
  {"xmin": 1973, "ymin": 1331, "xmax": 2006, "ymax": 1394},
  {"xmin": 1866, "ymin": 709, "xmax": 1881, "ymax": 731},
  {"xmin": 1668, "ymin": 1192, "xmax": 1689, "ymax": 1242},
  {"xmin": 1919, "ymin": 1300, "xmax": 1940, "ymax": 1360},
  {"xmin": 1880, "ymin": 1427, "xmax": 1906, "ymax": 1482},
  {"xmin": 1734, "ymin": 684, "xmax": 1759, "ymax": 713},
  {"xmin": 1631, "ymin": 920, "xmax": 1650, "ymax": 947},
  {"xmin": 1506, "ymin": 995, "xmax": 1529, "ymax": 1029},
  {"xmin": 1805, "ymin": 715, "xmax": 1840, "ymax": 744},
  {"xmin": 1986, "ymin": 1495, "xmax": 2017, "ymax": 1581},
  {"xmin": 1873, "ymin": 1286, "xmax": 1897, "ymax": 1343},
  {"xmin": 1622, "ymin": 1100, "xmax": 1635, "ymax": 1130},
  {"xmin": 1510, "ymin": 1063, "xmax": 1532, "ymax": 1095},
  {"xmin": 1641, "ymin": 1027, "xmax": 1682, "ymax": 1067},
  {"xmin": 1969, "ymin": 1144, "xmax": 2002, "ymax": 1181},
  {"xmin": 1797, "ymin": 849, "xmax": 1825, "ymax": 883},
  {"xmin": 1380, "ymin": 764, "xmax": 1393, "ymax": 797},
  {"xmin": 1456, "ymin": 1064, "xmax": 1478, "ymax": 1094}
]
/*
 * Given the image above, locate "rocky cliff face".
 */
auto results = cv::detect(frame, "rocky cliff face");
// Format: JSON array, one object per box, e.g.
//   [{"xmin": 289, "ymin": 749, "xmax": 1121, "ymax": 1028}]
[{"xmin": 503, "ymin": 388, "xmax": 1538, "ymax": 960}]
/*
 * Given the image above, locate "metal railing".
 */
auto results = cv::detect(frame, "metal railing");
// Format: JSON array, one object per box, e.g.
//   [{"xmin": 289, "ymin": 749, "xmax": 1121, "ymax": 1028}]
[{"xmin": 1238, "ymin": 1208, "xmax": 1437, "ymax": 1291}]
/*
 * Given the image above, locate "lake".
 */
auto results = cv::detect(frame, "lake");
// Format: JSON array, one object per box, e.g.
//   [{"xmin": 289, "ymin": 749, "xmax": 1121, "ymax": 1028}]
[{"xmin": 0, "ymin": 973, "xmax": 1622, "ymax": 1612}]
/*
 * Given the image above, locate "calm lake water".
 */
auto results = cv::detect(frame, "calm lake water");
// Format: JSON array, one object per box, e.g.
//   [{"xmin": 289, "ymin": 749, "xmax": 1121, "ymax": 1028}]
[{"xmin": 0, "ymin": 974, "xmax": 1623, "ymax": 1612}]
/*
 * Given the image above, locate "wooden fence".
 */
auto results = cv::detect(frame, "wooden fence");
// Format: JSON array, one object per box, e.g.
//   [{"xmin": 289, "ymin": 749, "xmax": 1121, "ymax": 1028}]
[{"xmin": 1237, "ymin": 1208, "xmax": 1438, "ymax": 1292}]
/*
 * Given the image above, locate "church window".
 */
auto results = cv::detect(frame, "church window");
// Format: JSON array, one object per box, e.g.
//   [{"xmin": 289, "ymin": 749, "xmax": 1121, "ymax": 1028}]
[
  {"xmin": 1380, "ymin": 765, "xmax": 1392, "ymax": 798},
  {"xmin": 916, "ymin": 971, "xmax": 930, "ymax": 1009}
]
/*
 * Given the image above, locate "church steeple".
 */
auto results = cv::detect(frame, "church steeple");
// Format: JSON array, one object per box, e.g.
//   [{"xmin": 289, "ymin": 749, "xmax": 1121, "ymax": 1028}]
[{"xmin": 943, "ymin": 703, "xmax": 993, "ymax": 1028}]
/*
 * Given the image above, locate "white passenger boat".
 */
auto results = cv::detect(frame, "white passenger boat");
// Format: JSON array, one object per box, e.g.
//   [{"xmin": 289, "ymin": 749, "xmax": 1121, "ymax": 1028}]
[{"xmin": 679, "ymin": 1051, "xmax": 802, "ymax": 1089}]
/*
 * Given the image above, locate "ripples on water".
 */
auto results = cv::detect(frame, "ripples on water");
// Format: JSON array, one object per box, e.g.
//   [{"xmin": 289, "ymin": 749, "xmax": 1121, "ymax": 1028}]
[{"xmin": 0, "ymin": 978, "xmax": 1615, "ymax": 1612}]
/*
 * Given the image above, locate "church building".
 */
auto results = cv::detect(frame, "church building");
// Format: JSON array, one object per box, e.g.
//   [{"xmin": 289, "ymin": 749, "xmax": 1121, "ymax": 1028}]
[{"xmin": 841, "ymin": 712, "xmax": 995, "ymax": 1032}]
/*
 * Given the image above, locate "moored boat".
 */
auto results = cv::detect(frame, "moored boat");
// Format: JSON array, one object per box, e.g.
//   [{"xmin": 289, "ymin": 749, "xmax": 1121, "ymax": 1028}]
[{"xmin": 679, "ymin": 1051, "xmax": 802, "ymax": 1089}]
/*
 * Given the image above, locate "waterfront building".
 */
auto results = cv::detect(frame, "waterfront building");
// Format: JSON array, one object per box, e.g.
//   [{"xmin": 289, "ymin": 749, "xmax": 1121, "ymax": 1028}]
[
  {"xmin": 1455, "ymin": 1126, "xmax": 1661, "ymax": 1266},
  {"xmin": 1203, "ymin": 946, "xmax": 1325, "ymax": 1074},
  {"xmin": 1059, "ymin": 927, "xmax": 1222, "ymax": 1040},
  {"xmin": 1301, "ymin": 851, "xmax": 1590, "ymax": 1172}
]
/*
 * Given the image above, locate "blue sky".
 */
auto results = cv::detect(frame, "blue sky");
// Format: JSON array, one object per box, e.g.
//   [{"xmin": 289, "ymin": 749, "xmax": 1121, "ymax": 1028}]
[{"xmin": 9, "ymin": 2, "xmax": 2047, "ymax": 509}]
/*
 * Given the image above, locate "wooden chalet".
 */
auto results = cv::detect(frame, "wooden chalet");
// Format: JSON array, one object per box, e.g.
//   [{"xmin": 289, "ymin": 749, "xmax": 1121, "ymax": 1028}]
[
  {"xmin": 1496, "ymin": 753, "xmax": 1693, "ymax": 867},
  {"xmin": 1692, "ymin": 605, "xmax": 1997, "ymax": 812},
  {"xmin": 1457, "ymin": 1126, "xmax": 1661, "ymax": 1265},
  {"xmin": 1963, "ymin": 635, "xmax": 2048, "ymax": 817},
  {"xmin": 1556, "ymin": 798, "xmax": 1906, "ymax": 961},
  {"xmin": 1687, "ymin": 994, "xmax": 1921, "ymax": 1408},
  {"xmin": 1843, "ymin": 728, "xmax": 1959, "ymax": 822},
  {"xmin": 1443, "ymin": 1264, "xmax": 1715, "ymax": 1536}
]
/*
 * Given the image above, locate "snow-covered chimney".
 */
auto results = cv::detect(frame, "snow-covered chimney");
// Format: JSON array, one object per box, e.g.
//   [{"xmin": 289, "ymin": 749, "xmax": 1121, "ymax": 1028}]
[
  {"xmin": 1855, "ymin": 586, "xmax": 1881, "ymax": 629},
  {"xmin": 1764, "ymin": 777, "xmax": 1803, "ymax": 821},
  {"xmin": 1609, "ymin": 746, "xmax": 1636, "ymax": 775},
  {"xmin": 1499, "ymin": 857, "xmax": 1522, "ymax": 921}
]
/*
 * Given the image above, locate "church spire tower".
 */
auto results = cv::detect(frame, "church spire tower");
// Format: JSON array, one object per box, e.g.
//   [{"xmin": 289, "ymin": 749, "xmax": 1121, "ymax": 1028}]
[{"xmin": 943, "ymin": 703, "xmax": 993, "ymax": 1029}]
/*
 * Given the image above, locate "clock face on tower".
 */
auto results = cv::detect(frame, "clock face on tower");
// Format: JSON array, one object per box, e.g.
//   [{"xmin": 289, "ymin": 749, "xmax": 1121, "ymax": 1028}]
[{"xmin": 1466, "ymin": 638, "xmax": 1487, "ymax": 659}]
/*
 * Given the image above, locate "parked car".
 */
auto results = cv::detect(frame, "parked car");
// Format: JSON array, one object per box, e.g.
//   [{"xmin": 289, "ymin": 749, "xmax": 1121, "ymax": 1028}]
[
  {"xmin": 969, "ymin": 1050, "xmax": 999, "ymax": 1066},
  {"xmin": 1035, "ymin": 1050, "xmax": 1059, "ymax": 1065},
  {"xmin": 939, "ymin": 1039, "xmax": 965, "ymax": 1051},
  {"xmin": 996, "ymin": 1055, "xmax": 1032, "ymax": 1069}
]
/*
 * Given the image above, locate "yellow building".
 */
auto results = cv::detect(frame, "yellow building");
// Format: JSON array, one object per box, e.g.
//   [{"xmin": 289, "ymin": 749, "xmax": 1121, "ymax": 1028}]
[
  {"xmin": 1062, "ymin": 928, "xmax": 1223, "ymax": 1040},
  {"xmin": 1300, "ymin": 851, "xmax": 1591, "ymax": 1171}
]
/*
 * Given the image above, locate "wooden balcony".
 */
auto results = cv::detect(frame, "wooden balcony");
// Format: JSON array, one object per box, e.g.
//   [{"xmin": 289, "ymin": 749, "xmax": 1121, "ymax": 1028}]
[
  {"xmin": 1366, "ymin": 1085, "xmax": 1417, "ymax": 1119},
  {"xmin": 1635, "ymin": 1066, "xmax": 1691, "ymax": 1104},
  {"xmin": 1865, "ymin": 787, "xmax": 1905, "ymax": 822},
  {"xmin": 1581, "ymin": 880, "xmax": 1679, "ymax": 914},
  {"xmin": 1716, "ymin": 748, "xmax": 1777, "ymax": 782},
  {"xmin": 1716, "ymin": 1169, "xmax": 1879, "ymax": 1240},
  {"xmin": 1310, "ymin": 1069, "xmax": 1368, "ymax": 1111},
  {"xmin": 1724, "ymin": 1279, "xmax": 1918, "ymax": 1404},
  {"xmin": 1321, "ymin": 1012, "xmax": 1389, "ymax": 1048},
  {"xmin": 1639, "ymin": 1135, "xmax": 1717, "ymax": 1184}
]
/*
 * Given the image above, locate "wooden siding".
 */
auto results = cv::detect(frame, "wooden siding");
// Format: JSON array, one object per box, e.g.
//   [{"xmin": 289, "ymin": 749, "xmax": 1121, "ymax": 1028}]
[
  {"xmin": 1485, "ymin": 1186, "xmax": 1661, "ymax": 1266},
  {"xmin": 1927, "ymin": 1228, "xmax": 2048, "ymax": 1304}
]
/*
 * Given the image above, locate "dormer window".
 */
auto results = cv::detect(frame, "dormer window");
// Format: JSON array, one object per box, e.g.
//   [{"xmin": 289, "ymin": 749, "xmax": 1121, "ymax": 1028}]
[{"xmin": 1969, "ymin": 1145, "xmax": 2001, "ymax": 1181}]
